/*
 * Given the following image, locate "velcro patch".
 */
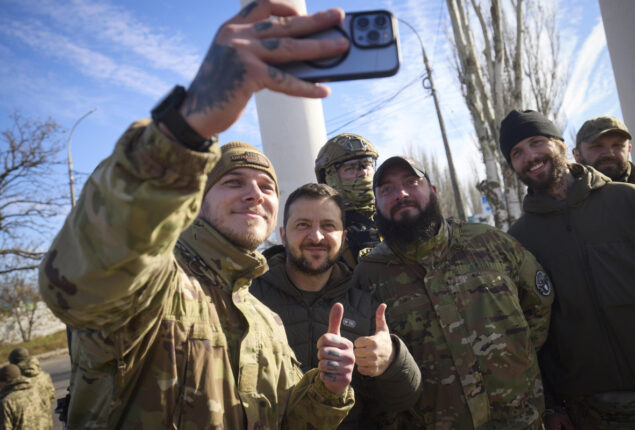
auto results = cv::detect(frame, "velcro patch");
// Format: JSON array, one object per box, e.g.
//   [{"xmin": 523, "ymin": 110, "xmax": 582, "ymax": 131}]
[
  {"xmin": 231, "ymin": 151, "xmax": 270, "ymax": 168},
  {"xmin": 535, "ymin": 270, "xmax": 552, "ymax": 296}
]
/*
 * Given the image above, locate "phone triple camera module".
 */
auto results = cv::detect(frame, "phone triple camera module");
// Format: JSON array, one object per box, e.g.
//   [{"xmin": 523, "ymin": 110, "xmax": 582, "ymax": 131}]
[{"xmin": 352, "ymin": 12, "xmax": 393, "ymax": 47}]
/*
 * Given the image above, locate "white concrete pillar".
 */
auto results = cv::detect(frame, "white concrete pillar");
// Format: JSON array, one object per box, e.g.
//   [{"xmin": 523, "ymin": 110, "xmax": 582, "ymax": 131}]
[
  {"xmin": 599, "ymin": 0, "xmax": 635, "ymax": 159},
  {"xmin": 240, "ymin": 0, "xmax": 328, "ymax": 233}
]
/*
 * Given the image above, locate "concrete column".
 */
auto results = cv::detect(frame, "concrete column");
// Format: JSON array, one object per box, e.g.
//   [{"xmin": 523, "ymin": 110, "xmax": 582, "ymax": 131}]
[
  {"xmin": 240, "ymin": 0, "xmax": 328, "ymax": 233},
  {"xmin": 599, "ymin": 0, "xmax": 635, "ymax": 158}
]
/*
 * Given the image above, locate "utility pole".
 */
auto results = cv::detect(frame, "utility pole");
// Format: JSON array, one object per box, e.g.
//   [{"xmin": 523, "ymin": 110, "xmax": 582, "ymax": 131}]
[
  {"xmin": 399, "ymin": 19, "xmax": 466, "ymax": 221},
  {"xmin": 67, "ymin": 108, "xmax": 97, "ymax": 207}
]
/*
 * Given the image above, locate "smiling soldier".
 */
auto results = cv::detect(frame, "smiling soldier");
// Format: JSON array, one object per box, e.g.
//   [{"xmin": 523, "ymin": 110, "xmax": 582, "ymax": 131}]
[{"xmin": 500, "ymin": 109, "xmax": 635, "ymax": 429}]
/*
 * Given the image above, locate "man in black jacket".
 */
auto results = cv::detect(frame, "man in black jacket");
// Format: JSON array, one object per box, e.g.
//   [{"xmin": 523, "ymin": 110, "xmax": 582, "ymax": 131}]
[
  {"xmin": 251, "ymin": 183, "xmax": 421, "ymax": 429},
  {"xmin": 500, "ymin": 109, "xmax": 635, "ymax": 430}
]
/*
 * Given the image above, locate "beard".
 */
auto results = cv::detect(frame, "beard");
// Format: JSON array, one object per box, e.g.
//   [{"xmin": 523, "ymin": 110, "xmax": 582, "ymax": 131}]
[
  {"xmin": 583, "ymin": 155, "xmax": 628, "ymax": 180},
  {"xmin": 517, "ymin": 151, "xmax": 569, "ymax": 192},
  {"xmin": 375, "ymin": 192, "xmax": 444, "ymax": 246},
  {"xmin": 287, "ymin": 242, "xmax": 342, "ymax": 275}
]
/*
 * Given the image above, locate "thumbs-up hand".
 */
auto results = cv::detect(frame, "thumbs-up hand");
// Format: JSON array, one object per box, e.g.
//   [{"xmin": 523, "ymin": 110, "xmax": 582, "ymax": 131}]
[
  {"xmin": 317, "ymin": 303, "xmax": 355, "ymax": 394},
  {"xmin": 354, "ymin": 303, "xmax": 395, "ymax": 377}
]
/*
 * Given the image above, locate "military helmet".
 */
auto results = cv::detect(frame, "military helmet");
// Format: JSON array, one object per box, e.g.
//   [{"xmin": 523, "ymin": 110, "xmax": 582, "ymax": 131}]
[
  {"xmin": 8, "ymin": 348, "xmax": 29, "ymax": 365},
  {"xmin": 315, "ymin": 133, "xmax": 378, "ymax": 183}
]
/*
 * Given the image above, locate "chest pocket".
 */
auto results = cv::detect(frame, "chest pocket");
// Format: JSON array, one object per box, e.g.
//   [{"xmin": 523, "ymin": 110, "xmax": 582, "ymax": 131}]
[{"xmin": 175, "ymin": 324, "xmax": 241, "ymax": 429}]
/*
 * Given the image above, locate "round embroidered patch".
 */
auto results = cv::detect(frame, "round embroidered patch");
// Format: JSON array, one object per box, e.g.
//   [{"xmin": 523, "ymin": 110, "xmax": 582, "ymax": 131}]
[{"xmin": 535, "ymin": 270, "xmax": 552, "ymax": 296}]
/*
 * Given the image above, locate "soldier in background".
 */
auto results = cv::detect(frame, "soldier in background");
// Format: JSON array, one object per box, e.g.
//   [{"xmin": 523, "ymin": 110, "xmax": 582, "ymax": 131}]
[
  {"xmin": 353, "ymin": 156, "xmax": 554, "ymax": 429},
  {"xmin": 9, "ymin": 348, "xmax": 55, "ymax": 430},
  {"xmin": 315, "ymin": 134, "xmax": 380, "ymax": 267},
  {"xmin": 500, "ymin": 109, "xmax": 635, "ymax": 429},
  {"xmin": 573, "ymin": 115, "xmax": 633, "ymax": 184},
  {"xmin": 251, "ymin": 183, "xmax": 421, "ymax": 429},
  {"xmin": 38, "ymin": 2, "xmax": 357, "ymax": 428},
  {"xmin": 0, "ymin": 363, "xmax": 47, "ymax": 429}
]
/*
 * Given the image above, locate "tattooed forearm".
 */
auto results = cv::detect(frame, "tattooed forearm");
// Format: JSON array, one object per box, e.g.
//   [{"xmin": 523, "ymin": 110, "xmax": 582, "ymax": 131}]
[
  {"xmin": 261, "ymin": 39, "xmax": 280, "ymax": 51},
  {"xmin": 254, "ymin": 21, "xmax": 273, "ymax": 32},
  {"xmin": 185, "ymin": 44, "xmax": 246, "ymax": 115},
  {"xmin": 240, "ymin": 1, "xmax": 258, "ymax": 18},
  {"xmin": 268, "ymin": 66, "xmax": 286, "ymax": 84}
]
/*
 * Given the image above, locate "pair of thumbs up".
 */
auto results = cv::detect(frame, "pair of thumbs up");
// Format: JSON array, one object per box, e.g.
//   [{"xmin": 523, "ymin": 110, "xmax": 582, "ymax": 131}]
[{"xmin": 317, "ymin": 303, "xmax": 394, "ymax": 394}]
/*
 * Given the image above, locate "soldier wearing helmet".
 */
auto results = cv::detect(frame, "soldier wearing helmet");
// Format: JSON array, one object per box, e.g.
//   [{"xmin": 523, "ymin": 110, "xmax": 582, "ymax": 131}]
[{"xmin": 315, "ymin": 133, "xmax": 380, "ymax": 267}]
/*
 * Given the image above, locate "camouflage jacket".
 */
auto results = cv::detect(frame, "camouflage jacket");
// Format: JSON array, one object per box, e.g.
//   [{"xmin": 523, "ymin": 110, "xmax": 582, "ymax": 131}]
[
  {"xmin": 39, "ymin": 120, "xmax": 354, "ymax": 429},
  {"xmin": 18, "ymin": 357, "xmax": 55, "ymax": 429},
  {"xmin": 353, "ymin": 219, "xmax": 554, "ymax": 429},
  {"xmin": 0, "ymin": 377, "xmax": 48, "ymax": 430}
]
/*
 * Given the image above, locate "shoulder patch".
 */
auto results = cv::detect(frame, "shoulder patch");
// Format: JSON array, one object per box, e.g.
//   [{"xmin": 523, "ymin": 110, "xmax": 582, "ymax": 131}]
[{"xmin": 535, "ymin": 270, "xmax": 552, "ymax": 296}]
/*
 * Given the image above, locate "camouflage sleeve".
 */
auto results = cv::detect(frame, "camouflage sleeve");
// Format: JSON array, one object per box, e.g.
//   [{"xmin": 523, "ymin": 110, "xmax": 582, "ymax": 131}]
[
  {"xmin": 282, "ymin": 369, "xmax": 355, "ymax": 430},
  {"xmin": 38, "ymin": 119, "xmax": 220, "ymax": 333},
  {"xmin": 511, "ymin": 240, "xmax": 554, "ymax": 351},
  {"xmin": 1, "ymin": 400, "xmax": 15, "ymax": 430}
]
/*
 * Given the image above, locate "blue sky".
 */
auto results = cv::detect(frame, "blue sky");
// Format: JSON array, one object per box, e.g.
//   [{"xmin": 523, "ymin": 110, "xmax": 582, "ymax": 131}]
[{"xmin": 0, "ymin": 0, "xmax": 621, "ymax": 214}]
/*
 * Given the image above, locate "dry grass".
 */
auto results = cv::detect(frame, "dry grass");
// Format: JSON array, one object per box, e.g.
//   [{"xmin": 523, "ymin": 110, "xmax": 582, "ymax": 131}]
[{"xmin": 0, "ymin": 329, "xmax": 68, "ymax": 361}]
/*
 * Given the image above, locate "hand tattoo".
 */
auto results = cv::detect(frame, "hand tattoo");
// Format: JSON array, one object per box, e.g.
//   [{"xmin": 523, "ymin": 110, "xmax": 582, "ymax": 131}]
[
  {"xmin": 240, "ymin": 1, "xmax": 258, "ymax": 18},
  {"xmin": 185, "ymin": 44, "xmax": 246, "ymax": 114},
  {"xmin": 254, "ymin": 21, "xmax": 273, "ymax": 32},
  {"xmin": 261, "ymin": 39, "xmax": 280, "ymax": 51},
  {"xmin": 268, "ymin": 66, "xmax": 287, "ymax": 84}
]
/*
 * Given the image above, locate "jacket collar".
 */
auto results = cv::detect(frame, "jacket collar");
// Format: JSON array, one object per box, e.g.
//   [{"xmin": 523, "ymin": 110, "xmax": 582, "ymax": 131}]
[
  {"xmin": 617, "ymin": 161, "xmax": 634, "ymax": 183},
  {"xmin": 260, "ymin": 247, "xmax": 352, "ymax": 299},
  {"xmin": 178, "ymin": 218, "xmax": 268, "ymax": 295},
  {"xmin": 523, "ymin": 163, "xmax": 610, "ymax": 214},
  {"xmin": 390, "ymin": 218, "xmax": 452, "ymax": 268}
]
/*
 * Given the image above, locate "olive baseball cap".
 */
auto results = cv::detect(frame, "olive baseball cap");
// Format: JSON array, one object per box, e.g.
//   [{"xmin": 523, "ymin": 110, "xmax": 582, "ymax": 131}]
[
  {"xmin": 576, "ymin": 116, "xmax": 632, "ymax": 147},
  {"xmin": 205, "ymin": 141, "xmax": 278, "ymax": 195},
  {"xmin": 373, "ymin": 156, "xmax": 428, "ymax": 191}
]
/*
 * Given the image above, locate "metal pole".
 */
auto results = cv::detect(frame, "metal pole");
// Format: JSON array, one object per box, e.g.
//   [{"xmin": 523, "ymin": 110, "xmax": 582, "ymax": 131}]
[
  {"xmin": 399, "ymin": 19, "xmax": 466, "ymax": 221},
  {"xmin": 67, "ymin": 108, "xmax": 97, "ymax": 207}
]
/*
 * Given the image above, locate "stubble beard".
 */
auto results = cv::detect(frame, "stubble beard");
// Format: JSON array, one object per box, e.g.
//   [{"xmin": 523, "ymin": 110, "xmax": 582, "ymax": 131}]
[
  {"xmin": 584, "ymin": 156, "xmax": 628, "ymax": 180},
  {"xmin": 376, "ymin": 193, "xmax": 444, "ymax": 247},
  {"xmin": 287, "ymin": 243, "xmax": 342, "ymax": 275}
]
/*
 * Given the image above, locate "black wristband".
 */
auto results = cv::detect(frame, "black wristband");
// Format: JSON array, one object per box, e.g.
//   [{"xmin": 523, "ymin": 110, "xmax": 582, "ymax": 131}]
[{"xmin": 151, "ymin": 85, "xmax": 217, "ymax": 152}]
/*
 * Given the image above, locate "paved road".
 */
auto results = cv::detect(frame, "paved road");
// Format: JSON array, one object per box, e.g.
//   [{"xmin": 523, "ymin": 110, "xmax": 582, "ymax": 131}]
[{"xmin": 41, "ymin": 352, "xmax": 71, "ymax": 430}]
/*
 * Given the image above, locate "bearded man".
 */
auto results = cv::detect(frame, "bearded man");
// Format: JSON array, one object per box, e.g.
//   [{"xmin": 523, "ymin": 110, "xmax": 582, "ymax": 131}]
[
  {"xmin": 353, "ymin": 156, "xmax": 554, "ymax": 429},
  {"xmin": 500, "ymin": 109, "xmax": 635, "ymax": 430},
  {"xmin": 251, "ymin": 183, "xmax": 421, "ymax": 429}
]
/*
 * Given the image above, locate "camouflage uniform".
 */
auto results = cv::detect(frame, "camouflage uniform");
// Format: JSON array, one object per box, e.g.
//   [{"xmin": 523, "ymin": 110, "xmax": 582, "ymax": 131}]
[
  {"xmin": 39, "ymin": 119, "xmax": 354, "ymax": 429},
  {"xmin": 15, "ymin": 357, "xmax": 55, "ymax": 430},
  {"xmin": 353, "ymin": 219, "xmax": 553, "ymax": 429},
  {"xmin": 315, "ymin": 134, "xmax": 381, "ymax": 267},
  {"xmin": 1, "ymin": 375, "xmax": 48, "ymax": 430}
]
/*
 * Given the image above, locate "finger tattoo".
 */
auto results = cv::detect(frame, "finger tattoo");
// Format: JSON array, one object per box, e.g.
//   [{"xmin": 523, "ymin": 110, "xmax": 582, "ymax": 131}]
[
  {"xmin": 240, "ymin": 1, "xmax": 258, "ymax": 18},
  {"xmin": 268, "ymin": 66, "xmax": 286, "ymax": 84},
  {"xmin": 327, "ymin": 361, "xmax": 339, "ymax": 371},
  {"xmin": 261, "ymin": 39, "xmax": 280, "ymax": 51},
  {"xmin": 254, "ymin": 21, "xmax": 273, "ymax": 32},
  {"xmin": 324, "ymin": 373, "xmax": 337, "ymax": 381},
  {"xmin": 327, "ymin": 349, "xmax": 341, "ymax": 358}
]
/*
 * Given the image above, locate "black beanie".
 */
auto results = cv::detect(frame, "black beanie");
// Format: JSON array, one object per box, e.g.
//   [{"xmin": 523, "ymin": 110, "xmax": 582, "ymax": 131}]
[{"xmin": 499, "ymin": 110, "xmax": 563, "ymax": 164}]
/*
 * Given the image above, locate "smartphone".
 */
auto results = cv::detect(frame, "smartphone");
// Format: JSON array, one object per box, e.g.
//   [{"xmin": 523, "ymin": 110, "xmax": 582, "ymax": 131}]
[{"xmin": 277, "ymin": 10, "xmax": 401, "ymax": 82}]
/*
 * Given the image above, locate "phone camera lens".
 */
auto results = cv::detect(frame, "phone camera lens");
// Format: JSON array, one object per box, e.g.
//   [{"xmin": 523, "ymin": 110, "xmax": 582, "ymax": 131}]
[
  {"xmin": 374, "ymin": 15, "xmax": 387, "ymax": 28},
  {"xmin": 368, "ymin": 30, "xmax": 380, "ymax": 42},
  {"xmin": 356, "ymin": 16, "xmax": 370, "ymax": 29}
]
